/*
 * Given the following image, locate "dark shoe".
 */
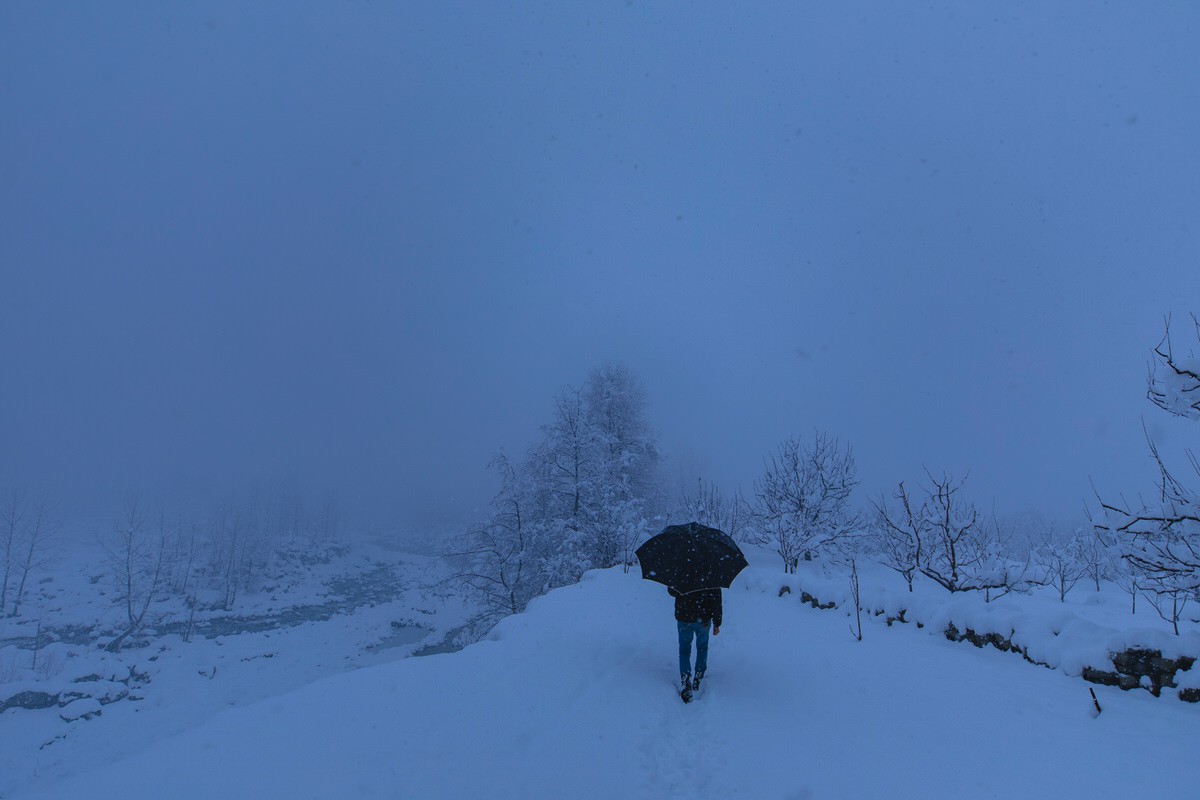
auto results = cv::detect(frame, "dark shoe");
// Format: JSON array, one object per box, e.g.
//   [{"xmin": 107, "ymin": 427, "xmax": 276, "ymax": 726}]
[{"xmin": 692, "ymin": 671, "xmax": 704, "ymax": 691}]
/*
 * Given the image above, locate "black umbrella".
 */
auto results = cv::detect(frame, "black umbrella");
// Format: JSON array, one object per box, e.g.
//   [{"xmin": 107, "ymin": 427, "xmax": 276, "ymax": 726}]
[{"xmin": 634, "ymin": 522, "xmax": 749, "ymax": 594}]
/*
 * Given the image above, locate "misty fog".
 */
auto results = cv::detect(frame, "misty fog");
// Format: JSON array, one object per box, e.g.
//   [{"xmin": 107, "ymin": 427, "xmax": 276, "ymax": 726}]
[{"xmin": 2, "ymin": 3, "xmax": 1198, "ymax": 537}]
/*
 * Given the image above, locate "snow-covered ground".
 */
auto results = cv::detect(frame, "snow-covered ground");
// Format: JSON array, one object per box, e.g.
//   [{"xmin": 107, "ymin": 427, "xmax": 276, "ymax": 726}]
[
  {"xmin": 0, "ymin": 536, "xmax": 472, "ymax": 798},
  {"xmin": 6, "ymin": 555, "xmax": 1197, "ymax": 799}
]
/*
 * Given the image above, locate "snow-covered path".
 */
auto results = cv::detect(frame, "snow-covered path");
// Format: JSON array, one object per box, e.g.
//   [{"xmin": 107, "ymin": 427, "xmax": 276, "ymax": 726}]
[{"xmin": 15, "ymin": 568, "xmax": 1199, "ymax": 799}]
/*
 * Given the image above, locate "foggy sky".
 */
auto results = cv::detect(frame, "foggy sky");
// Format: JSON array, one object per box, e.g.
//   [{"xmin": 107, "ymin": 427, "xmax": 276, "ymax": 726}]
[{"xmin": 2, "ymin": 2, "xmax": 1198, "ymax": 530}]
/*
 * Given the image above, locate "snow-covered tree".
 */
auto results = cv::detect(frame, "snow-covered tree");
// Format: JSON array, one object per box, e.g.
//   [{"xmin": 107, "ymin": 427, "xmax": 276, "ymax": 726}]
[
  {"xmin": 1077, "ymin": 525, "xmax": 1119, "ymax": 594},
  {"xmin": 1111, "ymin": 551, "xmax": 1145, "ymax": 615},
  {"xmin": 752, "ymin": 432, "xmax": 860, "ymax": 573},
  {"xmin": 450, "ymin": 452, "xmax": 552, "ymax": 622},
  {"xmin": 1095, "ymin": 315, "xmax": 1200, "ymax": 634},
  {"xmin": 878, "ymin": 472, "xmax": 1029, "ymax": 595},
  {"xmin": 1, "ymin": 489, "xmax": 27, "ymax": 615},
  {"xmin": 6, "ymin": 496, "xmax": 58, "ymax": 617},
  {"xmin": 101, "ymin": 497, "xmax": 170, "ymax": 651},
  {"xmin": 454, "ymin": 363, "xmax": 665, "ymax": 628},
  {"xmin": 531, "ymin": 364, "xmax": 662, "ymax": 575},
  {"xmin": 1147, "ymin": 313, "xmax": 1200, "ymax": 420},
  {"xmin": 1033, "ymin": 525, "xmax": 1089, "ymax": 602},
  {"xmin": 677, "ymin": 479, "xmax": 752, "ymax": 544},
  {"xmin": 870, "ymin": 483, "xmax": 923, "ymax": 592},
  {"xmin": 914, "ymin": 472, "xmax": 980, "ymax": 593},
  {"xmin": 583, "ymin": 363, "xmax": 660, "ymax": 504},
  {"xmin": 579, "ymin": 363, "xmax": 663, "ymax": 566},
  {"xmin": 204, "ymin": 497, "xmax": 273, "ymax": 610}
]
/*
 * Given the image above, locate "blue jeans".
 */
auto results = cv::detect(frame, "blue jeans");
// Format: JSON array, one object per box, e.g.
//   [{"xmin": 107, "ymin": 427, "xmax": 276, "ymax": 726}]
[{"xmin": 677, "ymin": 620, "xmax": 710, "ymax": 677}]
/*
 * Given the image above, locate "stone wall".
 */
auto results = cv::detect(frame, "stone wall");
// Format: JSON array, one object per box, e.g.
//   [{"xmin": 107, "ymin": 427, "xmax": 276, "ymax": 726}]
[{"xmin": 786, "ymin": 584, "xmax": 1199, "ymax": 704}]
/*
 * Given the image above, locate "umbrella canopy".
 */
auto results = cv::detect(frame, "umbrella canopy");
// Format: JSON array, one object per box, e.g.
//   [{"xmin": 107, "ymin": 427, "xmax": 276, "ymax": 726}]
[{"xmin": 634, "ymin": 522, "xmax": 749, "ymax": 594}]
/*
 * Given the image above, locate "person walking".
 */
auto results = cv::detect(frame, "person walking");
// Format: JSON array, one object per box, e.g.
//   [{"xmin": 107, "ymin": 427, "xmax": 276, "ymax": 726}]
[
  {"xmin": 669, "ymin": 586, "xmax": 721, "ymax": 702},
  {"xmin": 635, "ymin": 521, "xmax": 745, "ymax": 703}
]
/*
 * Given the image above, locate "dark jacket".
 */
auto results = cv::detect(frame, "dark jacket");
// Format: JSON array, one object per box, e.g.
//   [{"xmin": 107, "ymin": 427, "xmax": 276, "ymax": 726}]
[{"xmin": 668, "ymin": 587, "xmax": 722, "ymax": 628}]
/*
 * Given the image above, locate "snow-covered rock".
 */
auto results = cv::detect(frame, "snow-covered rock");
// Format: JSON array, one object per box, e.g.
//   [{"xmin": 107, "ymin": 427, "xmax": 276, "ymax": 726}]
[{"xmin": 58, "ymin": 698, "xmax": 101, "ymax": 722}]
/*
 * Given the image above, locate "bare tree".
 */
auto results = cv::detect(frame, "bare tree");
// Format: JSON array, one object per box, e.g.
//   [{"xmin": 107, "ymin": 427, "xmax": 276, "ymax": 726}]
[
  {"xmin": 102, "ymin": 497, "xmax": 169, "ymax": 651},
  {"xmin": 208, "ymin": 497, "xmax": 271, "ymax": 610},
  {"xmin": 449, "ymin": 452, "xmax": 549, "ymax": 623},
  {"xmin": 1147, "ymin": 586, "xmax": 1190, "ymax": 636},
  {"xmin": 171, "ymin": 519, "xmax": 203, "ymax": 596},
  {"xmin": 1079, "ymin": 525, "xmax": 1118, "ymax": 593},
  {"xmin": 1110, "ymin": 552, "xmax": 1143, "ymax": 615},
  {"xmin": 0, "ymin": 489, "xmax": 27, "ymax": 614},
  {"xmin": 276, "ymin": 480, "xmax": 307, "ymax": 546},
  {"xmin": 871, "ymin": 483, "xmax": 923, "ymax": 592},
  {"xmin": 8, "ymin": 497, "xmax": 58, "ymax": 617},
  {"xmin": 752, "ymin": 432, "xmax": 860, "ymax": 573},
  {"xmin": 882, "ymin": 472, "xmax": 1028, "ymax": 595},
  {"xmin": 846, "ymin": 557, "xmax": 863, "ymax": 641},
  {"xmin": 831, "ymin": 526, "xmax": 871, "ymax": 640},
  {"xmin": 976, "ymin": 517, "xmax": 1034, "ymax": 603},
  {"xmin": 315, "ymin": 491, "xmax": 341, "ymax": 544},
  {"xmin": 918, "ymin": 472, "xmax": 981, "ymax": 592},
  {"xmin": 1034, "ymin": 525, "xmax": 1088, "ymax": 602}
]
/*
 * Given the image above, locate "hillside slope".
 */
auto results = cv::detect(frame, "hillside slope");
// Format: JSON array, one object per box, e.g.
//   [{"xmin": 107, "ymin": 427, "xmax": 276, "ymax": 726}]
[{"xmin": 16, "ymin": 568, "xmax": 1199, "ymax": 799}]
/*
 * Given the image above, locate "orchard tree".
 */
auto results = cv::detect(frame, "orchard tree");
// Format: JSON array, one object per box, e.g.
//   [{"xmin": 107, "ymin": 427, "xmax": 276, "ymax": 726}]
[
  {"xmin": 1111, "ymin": 552, "xmax": 1145, "ymax": 615},
  {"xmin": 1034, "ymin": 526, "xmax": 1089, "ymax": 602},
  {"xmin": 1147, "ymin": 313, "xmax": 1200, "ymax": 420},
  {"xmin": 870, "ymin": 483, "xmax": 923, "ymax": 592},
  {"xmin": 915, "ymin": 472, "xmax": 981, "ymax": 592},
  {"xmin": 1078, "ymin": 525, "xmax": 1119, "ymax": 593},
  {"xmin": 878, "ymin": 472, "xmax": 1029, "ymax": 595},
  {"xmin": 753, "ymin": 432, "xmax": 860, "ymax": 573},
  {"xmin": 1095, "ymin": 315, "xmax": 1200, "ymax": 634}
]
